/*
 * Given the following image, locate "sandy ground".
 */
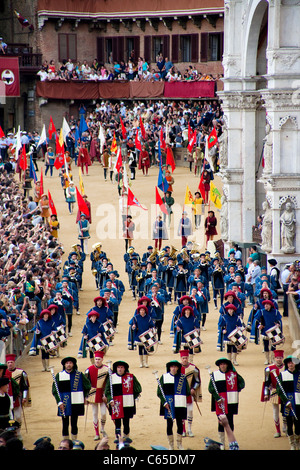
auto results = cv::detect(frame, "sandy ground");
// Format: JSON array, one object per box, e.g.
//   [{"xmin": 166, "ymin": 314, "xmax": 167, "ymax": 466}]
[{"xmin": 16, "ymin": 161, "xmax": 293, "ymax": 451}]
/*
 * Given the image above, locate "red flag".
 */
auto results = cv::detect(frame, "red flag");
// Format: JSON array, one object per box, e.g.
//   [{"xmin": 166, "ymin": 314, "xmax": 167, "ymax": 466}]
[
  {"xmin": 54, "ymin": 153, "xmax": 64, "ymax": 170},
  {"xmin": 135, "ymin": 129, "xmax": 142, "ymax": 151},
  {"xmin": 48, "ymin": 190, "xmax": 57, "ymax": 215},
  {"xmin": 49, "ymin": 116, "xmax": 56, "ymax": 140},
  {"xmin": 0, "ymin": 57, "xmax": 20, "ymax": 97},
  {"xmin": 114, "ymin": 148, "xmax": 122, "ymax": 173},
  {"xmin": 160, "ymin": 128, "xmax": 166, "ymax": 150},
  {"xmin": 19, "ymin": 144, "xmax": 27, "ymax": 171},
  {"xmin": 155, "ymin": 187, "xmax": 168, "ymax": 215},
  {"xmin": 208, "ymin": 127, "xmax": 218, "ymax": 149},
  {"xmin": 198, "ymin": 172, "xmax": 205, "ymax": 201},
  {"xmin": 76, "ymin": 186, "xmax": 90, "ymax": 217},
  {"xmin": 139, "ymin": 116, "xmax": 146, "ymax": 139},
  {"xmin": 187, "ymin": 130, "xmax": 196, "ymax": 152},
  {"xmin": 39, "ymin": 168, "xmax": 44, "ymax": 197},
  {"xmin": 0, "ymin": 126, "xmax": 4, "ymax": 138},
  {"xmin": 166, "ymin": 147, "xmax": 176, "ymax": 172},
  {"xmin": 127, "ymin": 187, "xmax": 147, "ymax": 210},
  {"xmin": 120, "ymin": 117, "xmax": 127, "ymax": 140},
  {"xmin": 111, "ymin": 131, "xmax": 117, "ymax": 154}
]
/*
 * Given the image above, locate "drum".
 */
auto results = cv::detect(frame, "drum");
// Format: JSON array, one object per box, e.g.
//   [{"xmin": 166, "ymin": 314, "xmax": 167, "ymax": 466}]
[
  {"xmin": 227, "ymin": 327, "xmax": 248, "ymax": 350},
  {"xmin": 103, "ymin": 320, "xmax": 115, "ymax": 339},
  {"xmin": 40, "ymin": 333, "xmax": 58, "ymax": 352},
  {"xmin": 183, "ymin": 329, "xmax": 202, "ymax": 349},
  {"xmin": 55, "ymin": 325, "xmax": 67, "ymax": 345},
  {"xmin": 266, "ymin": 325, "xmax": 285, "ymax": 346},
  {"xmin": 138, "ymin": 329, "xmax": 158, "ymax": 351},
  {"xmin": 87, "ymin": 334, "xmax": 106, "ymax": 352}
]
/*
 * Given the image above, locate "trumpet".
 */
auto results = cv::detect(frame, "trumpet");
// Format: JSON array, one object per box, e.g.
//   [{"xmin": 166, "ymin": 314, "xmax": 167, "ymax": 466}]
[
  {"xmin": 70, "ymin": 244, "xmax": 81, "ymax": 260},
  {"xmin": 148, "ymin": 248, "xmax": 158, "ymax": 263}
]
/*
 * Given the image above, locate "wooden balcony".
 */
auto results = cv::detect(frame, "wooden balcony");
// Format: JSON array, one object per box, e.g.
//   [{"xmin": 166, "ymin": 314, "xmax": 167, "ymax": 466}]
[{"xmin": 4, "ymin": 43, "xmax": 42, "ymax": 74}]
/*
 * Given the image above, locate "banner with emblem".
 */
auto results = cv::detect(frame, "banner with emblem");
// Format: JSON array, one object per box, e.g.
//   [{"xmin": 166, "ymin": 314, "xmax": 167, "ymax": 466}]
[{"xmin": 0, "ymin": 57, "xmax": 20, "ymax": 97}]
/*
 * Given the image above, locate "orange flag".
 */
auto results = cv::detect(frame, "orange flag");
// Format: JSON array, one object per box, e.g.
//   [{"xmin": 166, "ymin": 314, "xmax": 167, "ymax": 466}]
[
  {"xmin": 111, "ymin": 132, "xmax": 117, "ymax": 153},
  {"xmin": 48, "ymin": 190, "xmax": 57, "ymax": 215}
]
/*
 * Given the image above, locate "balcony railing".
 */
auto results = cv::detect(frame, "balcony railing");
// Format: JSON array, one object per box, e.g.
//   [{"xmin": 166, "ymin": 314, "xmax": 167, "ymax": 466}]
[{"xmin": 3, "ymin": 43, "xmax": 42, "ymax": 74}]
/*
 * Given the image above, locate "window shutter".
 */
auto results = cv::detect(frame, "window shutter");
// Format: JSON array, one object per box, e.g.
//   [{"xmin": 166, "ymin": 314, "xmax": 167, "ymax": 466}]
[
  {"xmin": 200, "ymin": 32, "xmax": 208, "ymax": 62},
  {"xmin": 133, "ymin": 36, "xmax": 140, "ymax": 62},
  {"xmin": 171, "ymin": 34, "xmax": 179, "ymax": 63},
  {"xmin": 68, "ymin": 34, "xmax": 77, "ymax": 62},
  {"xmin": 58, "ymin": 34, "xmax": 67, "ymax": 62},
  {"xmin": 162, "ymin": 35, "xmax": 170, "ymax": 59},
  {"xmin": 191, "ymin": 34, "xmax": 199, "ymax": 62},
  {"xmin": 97, "ymin": 37, "xmax": 104, "ymax": 64},
  {"xmin": 144, "ymin": 36, "xmax": 152, "ymax": 62}
]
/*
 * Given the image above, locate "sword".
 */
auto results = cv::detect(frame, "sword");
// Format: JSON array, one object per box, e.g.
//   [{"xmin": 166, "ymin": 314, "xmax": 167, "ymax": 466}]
[
  {"xmin": 205, "ymin": 365, "xmax": 226, "ymax": 414},
  {"xmin": 50, "ymin": 367, "xmax": 65, "ymax": 417},
  {"xmin": 152, "ymin": 370, "xmax": 174, "ymax": 420},
  {"xmin": 271, "ymin": 369, "xmax": 298, "ymax": 420},
  {"xmin": 21, "ymin": 404, "xmax": 28, "ymax": 433}
]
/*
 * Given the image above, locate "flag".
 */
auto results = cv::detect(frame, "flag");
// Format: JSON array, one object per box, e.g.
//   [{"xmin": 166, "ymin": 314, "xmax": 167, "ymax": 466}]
[
  {"xmin": 120, "ymin": 117, "xmax": 127, "ymax": 140},
  {"xmin": 98, "ymin": 125, "xmax": 106, "ymax": 153},
  {"xmin": 210, "ymin": 181, "xmax": 222, "ymax": 209},
  {"xmin": 79, "ymin": 168, "xmax": 84, "ymax": 195},
  {"xmin": 155, "ymin": 187, "xmax": 168, "ymax": 215},
  {"xmin": 205, "ymin": 135, "xmax": 214, "ymax": 169},
  {"xmin": 37, "ymin": 124, "xmax": 47, "ymax": 148},
  {"xmin": 123, "ymin": 162, "xmax": 129, "ymax": 190},
  {"xmin": 184, "ymin": 185, "xmax": 194, "ymax": 206},
  {"xmin": 160, "ymin": 128, "xmax": 166, "ymax": 150},
  {"xmin": 14, "ymin": 10, "xmax": 34, "ymax": 30},
  {"xmin": 198, "ymin": 172, "xmax": 205, "ymax": 201},
  {"xmin": 54, "ymin": 152, "xmax": 64, "ymax": 170},
  {"xmin": 187, "ymin": 130, "xmax": 196, "ymax": 152},
  {"xmin": 0, "ymin": 57, "xmax": 20, "ymax": 96},
  {"xmin": 19, "ymin": 145, "xmax": 27, "ymax": 171},
  {"xmin": 166, "ymin": 146, "xmax": 176, "ymax": 172},
  {"xmin": 58, "ymin": 128, "xmax": 64, "ymax": 148},
  {"xmin": 76, "ymin": 186, "xmax": 90, "ymax": 217},
  {"xmin": 40, "ymin": 168, "xmax": 44, "ymax": 197},
  {"xmin": 48, "ymin": 190, "xmax": 57, "ymax": 215},
  {"xmin": 62, "ymin": 117, "xmax": 71, "ymax": 143},
  {"xmin": 135, "ymin": 129, "xmax": 142, "ymax": 151},
  {"xmin": 15, "ymin": 126, "xmax": 22, "ymax": 156},
  {"xmin": 188, "ymin": 122, "xmax": 193, "ymax": 141},
  {"xmin": 111, "ymin": 131, "xmax": 117, "ymax": 154},
  {"xmin": 157, "ymin": 165, "xmax": 168, "ymax": 193},
  {"xmin": 0, "ymin": 126, "xmax": 4, "ymax": 138},
  {"xmin": 114, "ymin": 148, "xmax": 122, "ymax": 173},
  {"xmin": 48, "ymin": 116, "xmax": 56, "ymax": 140},
  {"xmin": 29, "ymin": 156, "xmax": 37, "ymax": 182},
  {"xmin": 208, "ymin": 127, "xmax": 218, "ymax": 149},
  {"xmin": 79, "ymin": 114, "xmax": 88, "ymax": 137},
  {"xmin": 127, "ymin": 187, "xmax": 147, "ymax": 210},
  {"xmin": 139, "ymin": 116, "xmax": 146, "ymax": 139},
  {"xmin": 55, "ymin": 134, "xmax": 64, "ymax": 158}
]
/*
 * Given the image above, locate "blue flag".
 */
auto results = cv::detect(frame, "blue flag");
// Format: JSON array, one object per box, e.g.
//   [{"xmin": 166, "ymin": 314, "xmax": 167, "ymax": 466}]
[
  {"xmin": 79, "ymin": 114, "xmax": 88, "ymax": 137},
  {"xmin": 75, "ymin": 126, "xmax": 80, "ymax": 145},
  {"xmin": 29, "ymin": 156, "xmax": 37, "ymax": 183}
]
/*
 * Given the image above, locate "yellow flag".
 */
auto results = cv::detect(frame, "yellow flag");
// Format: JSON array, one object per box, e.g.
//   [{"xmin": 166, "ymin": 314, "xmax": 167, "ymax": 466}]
[
  {"xmin": 111, "ymin": 131, "xmax": 117, "ymax": 154},
  {"xmin": 59, "ymin": 127, "xmax": 64, "ymax": 148},
  {"xmin": 184, "ymin": 185, "xmax": 194, "ymax": 206},
  {"xmin": 79, "ymin": 168, "xmax": 84, "ymax": 195},
  {"xmin": 210, "ymin": 181, "xmax": 222, "ymax": 209}
]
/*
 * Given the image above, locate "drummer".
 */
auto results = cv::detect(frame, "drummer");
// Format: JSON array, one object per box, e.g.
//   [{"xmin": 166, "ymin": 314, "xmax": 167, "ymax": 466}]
[
  {"xmin": 255, "ymin": 299, "xmax": 283, "ymax": 365},
  {"xmin": 130, "ymin": 305, "xmax": 156, "ymax": 368},
  {"xmin": 217, "ymin": 304, "xmax": 244, "ymax": 366},
  {"xmin": 34, "ymin": 309, "xmax": 56, "ymax": 372},
  {"xmin": 175, "ymin": 305, "xmax": 201, "ymax": 361}
]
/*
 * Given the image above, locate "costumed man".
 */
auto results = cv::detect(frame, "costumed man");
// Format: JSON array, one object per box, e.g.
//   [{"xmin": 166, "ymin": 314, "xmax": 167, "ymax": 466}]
[
  {"xmin": 32, "ymin": 308, "xmax": 56, "ymax": 371},
  {"xmin": 77, "ymin": 141, "xmax": 92, "ymax": 175},
  {"xmin": 104, "ymin": 360, "xmax": 142, "ymax": 446},
  {"xmin": 276, "ymin": 355, "xmax": 300, "ymax": 450},
  {"xmin": 0, "ymin": 363, "xmax": 19, "ymax": 427},
  {"xmin": 157, "ymin": 359, "xmax": 191, "ymax": 450},
  {"xmin": 173, "ymin": 261, "xmax": 189, "ymax": 302},
  {"xmin": 0, "ymin": 377, "xmax": 12, "ymax": 430},
  {"xmin": 175, "ymin": 305, "xmax": 201, "ymax": 361},
  {"xmin": 208, "ymin": 357, "xmax": 245, "ymax": 449},
  {"xmin": 255, "ymin": 299, "xmax": 283, "ymax": 365},
  {"xmin": 77, "ymin": 213, "xmax": 90, "ymax": 255},
  {"xmin": 180, "ymin": 349, "xmax": 202, "ymax": 438},
  {"xmin": 85, "ymin": 350, "xmax": 109, "ymax": 441},
  {"xmin": 261, "ymin": 349, "xmax": 287, "ymax": 438},
  {"xmin": 52, "ymin": 356, "xmax": 91, "ymax": 440},
  {"xmin": 78, "ymin": 310, "xmax": 108, "ymax": 361},
  {"xmin": 5, "ymin": 354, "xmax": 31, "ymax": 436},
  {"xmin": 218, "ymin": 304, "xmax": 244, "ymax": 366},
  {"xmin": 130, "ymin": 305, "xmax": 156, "ymax": 368}
]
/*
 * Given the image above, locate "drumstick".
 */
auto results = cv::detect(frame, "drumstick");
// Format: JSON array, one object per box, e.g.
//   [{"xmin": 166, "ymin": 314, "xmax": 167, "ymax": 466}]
[
  {"xmin": 271, "ymin": 369, "xmax": 298, "ymax": 420},
  {"xmin": 152, "ymin": 370, "xmax": 174, "ymax": 420},
  {"xmin": 205, "ymin": 365, "xmax": 226, "ymax": 414}
]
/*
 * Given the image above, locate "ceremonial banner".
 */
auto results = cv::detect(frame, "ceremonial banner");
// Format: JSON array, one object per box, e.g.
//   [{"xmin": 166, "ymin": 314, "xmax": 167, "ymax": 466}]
[
  {"xmin": 0, "ymin": 57, "xmax": 20, "ymax": 97},
  {"xmin": 48, "ymin": 116, "xmax": 56, "ymax": 139},
  {"xmin": 48, "ymin": 190, "xmax": 57, "ymax": 215},
  {"xmin": 184, "ymin": 185, "xmax": 194, "ymax": 207},
  {"xmin": 210, "ymin": 181, "xmax": 222, "ymax": 209},
  {"xmin": 127, "ymin": 187, "xmax": 147, "ymax": 210},
  {"xmin": 76, "ymin": 186, "xmax": 90, "ymax": 217},
  {"xmin": 208, "ymin": 127, "xmax": 218, "ymax": 149},
  {"xmin": 155, "ymin": 186, "xmax": 168, "ymax": 215},
  {"xmin": 166, "ymin": 146, "xmax": 176, "ymax": 172}
]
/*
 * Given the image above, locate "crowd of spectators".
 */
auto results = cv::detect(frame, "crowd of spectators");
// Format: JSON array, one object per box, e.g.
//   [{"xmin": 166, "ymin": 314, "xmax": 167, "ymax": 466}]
[{"xmin": 37, "ymin": 54, "xmax": 222, "ymax": 84}]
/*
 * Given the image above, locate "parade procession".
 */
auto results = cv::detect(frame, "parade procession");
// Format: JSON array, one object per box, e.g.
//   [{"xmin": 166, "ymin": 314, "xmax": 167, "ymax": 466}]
[{"xmin": 0, "ymin": 0, "xmax": 300, "ymax": 455}]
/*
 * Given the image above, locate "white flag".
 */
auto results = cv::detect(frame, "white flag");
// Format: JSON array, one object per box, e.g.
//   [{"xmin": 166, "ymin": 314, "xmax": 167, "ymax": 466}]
[
  {"xmin": 205, "ymin": 135, "xmax": 214, "ymax": 169},
  {"xmin": 37, "ymin": 124, "xmax": 47, "ymax": 148},
  {"xmin": 62, "ymin": 117, "xmax": 71, "ymax": 143},
  {"xmin": 15, "ymin": 125, "xmax": 22, "ymax": 155},
  {"xmin": 98, "ymin": 124, "xmax": 106, "ymax": 153}
]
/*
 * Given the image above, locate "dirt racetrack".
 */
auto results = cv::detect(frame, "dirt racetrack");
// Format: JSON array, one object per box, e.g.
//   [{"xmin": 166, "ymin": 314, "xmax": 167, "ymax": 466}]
[{"xmin": 16, "ymin": 161, "xmax": 293, "ymax": 451}]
